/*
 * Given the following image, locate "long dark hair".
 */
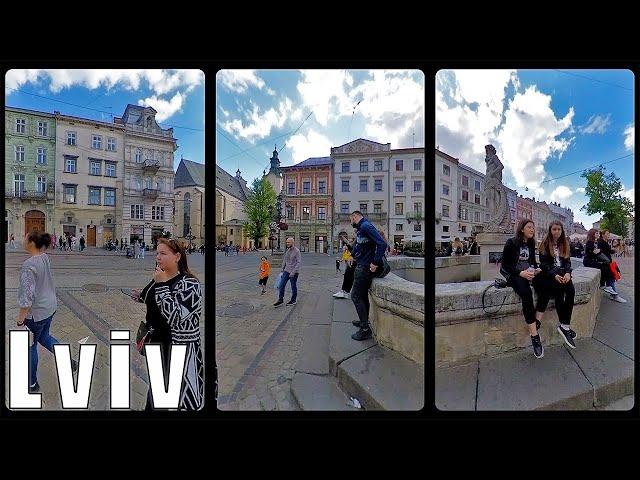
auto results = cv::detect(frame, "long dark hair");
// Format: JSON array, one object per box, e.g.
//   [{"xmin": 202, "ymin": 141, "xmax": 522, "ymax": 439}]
[
  {"xmin": 587, "ymin": 228, "xmax": 598, "ymax": 243},
  {"xmin": 540, "ymin": 221, "xmax": 569, "ymax": 258},
  {"xmin": 27, "ymin": 230, "xmax": 52, "ymax": 249},
  {"xmin": 515, "ymin": 218, "xmax": 535, "ymax": 247},
  {"xmin": 158, "ymin": 238, "xmax": 197, "ymax": 280}
]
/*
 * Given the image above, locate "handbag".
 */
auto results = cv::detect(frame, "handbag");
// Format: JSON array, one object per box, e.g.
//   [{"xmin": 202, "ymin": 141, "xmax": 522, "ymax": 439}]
[
  {"xmin": 375, "ymin": 255, "xmax": 391, "ymax": 278},
  {"xmin": 135, "ymin": 321, "xmax": 154, "ymax": 355},
  {"xmin": 610, "ymin": 261, "xmax": 621, "ymax": 281},
  {"xmin": 273, "ymin": 272, "xmax": 284, "ymax": 290}
]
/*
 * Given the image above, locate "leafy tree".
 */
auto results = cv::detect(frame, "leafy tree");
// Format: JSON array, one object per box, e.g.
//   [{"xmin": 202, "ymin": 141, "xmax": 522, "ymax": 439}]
[
  {"xmin": 243, "ymin": 178, "xmax": 277, "ymax": 245},
  {"xmin": 581, "ymin": 166, "xmax": 634, "ymax": 237}
]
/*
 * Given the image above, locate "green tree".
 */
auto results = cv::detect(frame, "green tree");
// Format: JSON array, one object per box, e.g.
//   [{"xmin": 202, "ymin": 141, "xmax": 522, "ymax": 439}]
[
  {"xmin": 243, "ymin": 178, "xmax": 277, "ymax": 245},
  {"xmin": 581, "ymin": 166, "xmax": 634, "ymax": 237}
]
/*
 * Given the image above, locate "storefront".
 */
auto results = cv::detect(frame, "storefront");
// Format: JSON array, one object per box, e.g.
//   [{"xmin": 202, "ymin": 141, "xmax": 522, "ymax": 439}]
[
  {"xmin": 300, "ymin": 234, "xmax": 310, "ymax": 252},
  {"xmin": 315, "ymin": 235, "xmax": 327, "ymax": 254}
]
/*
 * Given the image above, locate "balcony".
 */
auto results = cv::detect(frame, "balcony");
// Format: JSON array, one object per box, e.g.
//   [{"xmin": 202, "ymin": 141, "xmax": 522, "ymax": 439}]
[
  {"xmin": 143, "ymin": 188, "xmax": 159, "ymax": 200},
  {"xmin": 406, "ymin": 211, "xmax": 424, "ymax": 222},
  {"xmin": 286, "ymin": 216, "xmax": 329, "ymax": 225},
  {"xmin": 335, "ymin": 212, "xmax": 387, "ymax": 223},
  {"xmin": 142, "ymin": 158, "xmax": 161, "ymax": 173},
  {"xmin": 5, "ymin": 190, "xmax": 47, "ymax": 200},
  {"xmin": 284, "ymin": 190, "xmax": 330, "ymax": 197}
]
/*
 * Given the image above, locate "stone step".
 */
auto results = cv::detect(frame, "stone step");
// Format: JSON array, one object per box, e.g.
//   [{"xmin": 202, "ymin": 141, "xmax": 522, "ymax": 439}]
[
  {"xmin": 337, "ymin": 345, "xmax": 424, "ymax": 411},
  {"xmin": 436, "ymin": 338, "xmax": 633, "ymax": 410},
  {"xmin": 329, "ymin": 321, "xmax": 376, "ymax": 375},
  {"xmin": 291, "ymin": 372, "xmax": 360, "ymax": 411},
  {"xmin": 295, "ymin": 324, "xmax": 330, "ymax": 375}
]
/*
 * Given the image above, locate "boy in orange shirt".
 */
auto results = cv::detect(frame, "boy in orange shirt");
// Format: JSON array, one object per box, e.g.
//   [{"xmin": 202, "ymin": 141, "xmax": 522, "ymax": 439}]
[{"xmin": 258, "ymin": 256, "xmax": 271, "ymax": 295}]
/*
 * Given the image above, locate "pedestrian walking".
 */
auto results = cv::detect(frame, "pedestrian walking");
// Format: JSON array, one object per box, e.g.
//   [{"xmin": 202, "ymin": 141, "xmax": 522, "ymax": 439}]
[
  {"xmin": 141, "ymin": 241, "xmax": 146, "ymax": 259},
  {"xmin": 10, "ymin": 233, "xmax": 16, "ymax": 249},
  {"xmin": 79, "ymin": 235, "xmax": 85, "ymax": 251},
  {"xmin": 273, "ymin": 237, "xmax": 301, "ymax": 308},
  {"xmin": 258, "ymin": 256, "xmax": 270, "ymax": 295}
]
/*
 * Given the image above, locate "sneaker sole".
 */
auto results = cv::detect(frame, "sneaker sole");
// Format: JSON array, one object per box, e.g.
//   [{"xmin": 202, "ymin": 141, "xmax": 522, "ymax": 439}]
[
  {"xmin": 557, "ymin": 326, "xmax": 577, "ymax": 349},
  {"xmin": 274, "ymin": 304, "xmax": 283, "ymax": 308},
  {"xmin": 534, "ymin": 348, "xmax": 544, "ymax": 359},
  {"xmin": 287, "ymin": 303, "xmax": 297, "ymax": 306}
]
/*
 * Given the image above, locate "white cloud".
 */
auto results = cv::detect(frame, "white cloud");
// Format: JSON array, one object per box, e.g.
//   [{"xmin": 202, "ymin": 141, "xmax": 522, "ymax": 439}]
[
  {"xmin": 266, "ymin": 87, "xmax": 276, "ymax": 96},
  {"xmin": 296, "ymin": 70, "xmax": 354, "ymax": 127},
  {"xmin": 220, "ymin": 106, "xmax": 230, "ymax": 117},
  {"xmin": 549, "ymin": 185, "xmax": 573, "ymax": 202},
  {"xmin": 576, "ymin": 187, "xmax": 586, "ymax": 193},
  {"xmin": 579, "ymin": 114, "xmax": 611, "ymax": 134},
  {"xmin": 624, "ymin": 123, "xmax": 634, "ymax": 151},
  {"xmin": 217, "ymin": 70, "xmax": 265, "ymax": 93},
  {"xmin": 138, "ymin": 92, "xmax": 185, "ymax": 122},
  {"xmin": 221, "ymin": 96, "xmax": 294, "ymax": 142},
  {"xmin": 624, "ymin": 187, "xmax": 635, "ymax": 204},
  {"xmin": 285, "ymin": 129, "xmax": 333, "ymax": 164}
]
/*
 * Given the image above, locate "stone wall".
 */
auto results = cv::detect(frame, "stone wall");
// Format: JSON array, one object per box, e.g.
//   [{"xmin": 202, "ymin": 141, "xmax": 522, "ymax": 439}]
[
  {"xmin": 369, "ymin": 257, "xmax": 424, "ymax": 365},
  {"xmin": 435, "ymin": 266, "xmax": 602, "ymax": 367},
  {"xmin": 435, "ymin": 255, "xmax": 481, "ymax": 283}
]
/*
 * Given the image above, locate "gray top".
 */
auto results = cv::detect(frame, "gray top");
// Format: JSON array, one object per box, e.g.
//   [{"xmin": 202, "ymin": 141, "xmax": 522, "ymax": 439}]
[
  {"xmin": 18, "ymin": 253, "xmax": 58, "ymax": 322},
  {"xmin": 283, "ymin": 246, "xmax": 301, "ymax": 275}
]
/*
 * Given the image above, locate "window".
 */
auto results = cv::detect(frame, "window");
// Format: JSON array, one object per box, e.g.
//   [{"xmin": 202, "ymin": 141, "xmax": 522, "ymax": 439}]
[
  {"xmin": 104, "ymin": 188, "xmax": 116, "ymax": 206},
  {"xmin": 88, "ymin": 187, "xmax": 101, "ymax": 205},
  {"xmin": 105, "ymin": 162, "xmax": 116, "ymax": 177},
  {"xmin": 302, "ymin": 206, "xmax": 310, "ymax": 220},
  {"xmin": 145, "ymin": 177, "xmax": 153, "ymax": 189},
  {"xmin": 135, "ymin": 149, "xmax": 142, "ymax": 163},
  {"xmin": 443, "ymin": 164, "xmax": 450, "ymax": 176},
  {"xmin": 462, "ymin": 175, "xmax": 469, "ymax": 187},
  {"xmin": 443, "ymin": 225, "xmax": 449, "ymax": 233},
  {"xmin": 414, "ymin": 202, "xmax": 422, "ymax": 215},
  {"xmin": 16, "ymin": 118, "xmax": 26, "ymax": 134},
  {"xmin": 360, "ymin": 161, "xmax": 368, "ymax": 172},
  {"xmin": 341, "ymin": 203, "xmax": 350, "ymax": 214},
  {"xmin": 395, "ymin": 203, "xmax": 403, "ymax": 215},
  {"xmin": 414, "ymin": 181, "xmax": 422, "ymax": 192},
  {"xmin": 414, "ymin": 223, "xmax": 422, "ymax": 232},
  {"xmin": 152, "ymin": 206, "xmax": 165, "ymax": 220},
  {"xmin": 475, "ymin": 211, "xmax": 481, "ymax": 222},
  {"xmin": 374, "ymin": 160, "xmax": 383, "ymax": 171},
  {"xmin": 15, "ymin": 146, "xmax": 25, "ymax": 162},
  {"xmin": 395, "ymin": 180, "xmax": 403, "ymax": 193},
  {"xmin": 135, "ymin": 177, "xmax": 142, "ymax": 191},
  {"xmin": 63, "ymin": 185, "xmax": 76, "ymax": 203},
  {"xmin": 67, "ymin": 131, "xmax": 76, "ymax": 146},
  {"xmin": 288, "ymin": 181, "xmax": 295, "ymax": 194},
  {"xmin": 157, "ymin": 177, "xmax": 165, "ymax": 192},
  {"xmin": 36, "ymin": 176, "xmax": 46, "ymax": 193},
  {"xmin": 442, "ymin": 205, "xmax": 450, "ymax": 217},
  {"xmin": 90, "ymin": 161, "xmax": 101, "ymax": 176},
  {"xmin": 486, "ymin": 213, "xmax": 490, "ymax": 222},
  {"xmin": 462, "ymin": 190, "xmax": 469, "ymax": 202},
  {"xmin": 342, "ymin": 180, "xmax": 350, "ymax": 192},
  {"xmin": 359, "ymin": 203, "xmax": 368, "ymax": 214},
  {"xmin": 287, "ymin": 205, "xmax": 294, "ymax": 220},
  {"xmin": 131, "ymin": 204, "xmax": 144, "ymax": 220},
  {"xmin": 414, "ymin": 158, "xmax": 422, "ymax": 171},
  {"xmin": 475, "ymin": 180, "xmax": 481, "ymax": 191},
  {"xmin": 107, "ymin": 137, "xmax": 116, "ymax": 151},
  {"xmin": 35, "ymin": 147, "xmax": 46, "ymax": 165},
  {"xmin": 303, "ymin": 181, "xmax": 310, "ymax": 194},
  {"xmin": 318, "ymin": 206, "xmax": 326, "ymax": 220},
  {"xmin": 37, "ymin": 121, "xmax": 48, "ymax": 136},
  {"xmin": 183, "ymin": 193, "xmax": 191, "ymax": 236},
  {"xmin": 65, "ymin": 157, "xmax": 77, "ymax": 173},
  {"xmin": 374, "ymin": 203, "xmax": 382, "ymax": 214},
  {"xmin": 92, "ymin": 135, "xmax": 102, "ymax": 149},
  {"xmin": 14, "ymin": 174, "xmax": 25, "ymax": 195},
  {"xmin": 375, "ymin": 179, "xmax": 383, "ymax": 191},
  {"xmin": 360, "ymin": 179, "xmax": 368, "ymax": 192},
  {"xmin": 230, "ymin": 229, "xmax": 234, "ymax": 235},
  {"xmin": 462, "ymin": 207, "xmax": 468, "ymax": 221},
  {"xmin": 461, "ymin": 225, "xmax": 467, "ymax": 233},
  {"xmin": 319, "ymin": 180, "xmax": 326, "ymax": 194},
  {"xmin": 396, "ymin": 159, "xmax": 403, "ymax": 171},
  {"xmin": 475, "ymin": 194, "xmax": 481, "ymax": 205},
  {"xmin": 341, "ymin": 161, "xmax": 350, "ymax": 173},
  {"xmin": 396, "ymin": 223, "xmax": 403, "ymax": 231},
  {"xmin": 442, "ymin": 184, "xmax": 449, "ymax": 196}
]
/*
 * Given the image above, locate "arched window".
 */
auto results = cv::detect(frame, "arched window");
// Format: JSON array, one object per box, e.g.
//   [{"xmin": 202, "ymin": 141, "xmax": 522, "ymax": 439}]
[{"xmin": 183, "ymin": 193, "xmax": 191, "ymax": 237}]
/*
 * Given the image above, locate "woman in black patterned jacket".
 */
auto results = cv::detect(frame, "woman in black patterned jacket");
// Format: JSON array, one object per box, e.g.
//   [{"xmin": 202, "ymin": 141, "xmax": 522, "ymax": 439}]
[{"xmin": 136, "ymin": 238, "xmax": 204, "ymax": 410}]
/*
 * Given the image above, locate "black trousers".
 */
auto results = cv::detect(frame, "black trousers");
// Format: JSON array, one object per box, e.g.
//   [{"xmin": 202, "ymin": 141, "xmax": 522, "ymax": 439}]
[
  {"xmin": 536, "ymin": 277, "xmax": 575, "ymax": 326},
  {"xmin": 351, "ymin": 265, "xmax": 375, "ymax": 328},
  {"xmin": 508, "ymin": 274, "xmax": 546, "ymax": 325},
  {"xmin": 341, "ymin": 263, "xmax": 355, "ymax": 293}
]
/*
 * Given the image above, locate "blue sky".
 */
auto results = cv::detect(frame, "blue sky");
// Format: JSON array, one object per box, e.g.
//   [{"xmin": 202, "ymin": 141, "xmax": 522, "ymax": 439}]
[
  {"xmin": 5, "ymin": 69, "xmax": 205, "ymax": 169},
  {"xmin": 436, "ymin": 69, "xmax": 634, "ymax": 228},
  {"xmin": 216, "ymin": 70, "xmax": 425, "ymax": 186}
]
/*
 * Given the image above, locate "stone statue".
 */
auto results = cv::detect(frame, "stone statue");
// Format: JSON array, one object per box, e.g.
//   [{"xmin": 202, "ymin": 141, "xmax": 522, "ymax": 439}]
[{"xmin": 484, "ymin": 144, "xmax": 511, "ymax": 233}]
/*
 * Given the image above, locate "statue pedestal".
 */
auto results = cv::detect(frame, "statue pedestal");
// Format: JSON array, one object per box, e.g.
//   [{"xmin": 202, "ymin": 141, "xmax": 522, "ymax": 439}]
[
  {"xmin": 476, "ymin": 232, "xmax": 512, "ymax": 281},
  {"xmin": 270, "ymin": 250, "xmax": 285, "ymax": 268}
]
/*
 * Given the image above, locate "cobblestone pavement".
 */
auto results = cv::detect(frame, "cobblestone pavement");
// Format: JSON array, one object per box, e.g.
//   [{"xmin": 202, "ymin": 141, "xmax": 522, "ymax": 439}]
[
  {"xmin": 5, "ymin": 247, "xmax": 205, "ymax": 410},
  {"xmin": 215, "ymin": 250, "xmax": 342, "ymax": 411}
]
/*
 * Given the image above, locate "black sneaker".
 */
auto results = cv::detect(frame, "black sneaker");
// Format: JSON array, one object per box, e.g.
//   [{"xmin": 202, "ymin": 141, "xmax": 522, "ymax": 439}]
[
  {"xmin": 273, "ymin": 300, "xmax": 284, "ymax": 308},
  {"xmin": 351, "ymin": 328, "xmax": 372, "ymax": 341},
  {"xmin": 531, "ymin": 334, "xmax": 544, "ymax": 359},
  {"xmin": 535, "ymin": 319, "xmax": 541, "ymax": 332},
  {"xmin": 352, "ymin": 320, "xmax": 362, "ymax": 327},
  {"xmin": 29, "ymin": 382, "xmax": 40, "ymax": 393},
  {"xmin": 557, "ymin": 325, "xmax": 577, "ymax": 349},
  {"xmin": 286, "ymin": 300, "xmax": 297, "ymax": 306}
]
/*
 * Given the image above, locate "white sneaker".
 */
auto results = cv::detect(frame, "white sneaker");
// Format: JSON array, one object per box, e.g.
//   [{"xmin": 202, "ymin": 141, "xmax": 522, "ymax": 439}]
[
  {"xmin": 613, "ymin": 295, "xmax": 627, "ymax": 303},
  {"xmin": 333, "ymin": 290, "xmax": 348, "ymax": 298},
  {"xmin": 603, "ymin": 286, "xmax": 617, "ymax": 295}
]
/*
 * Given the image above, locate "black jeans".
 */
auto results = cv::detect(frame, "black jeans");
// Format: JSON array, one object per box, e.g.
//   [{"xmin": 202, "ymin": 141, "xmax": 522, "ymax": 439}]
[
  {"xmin": 341, "ymin": 263, "xmax": 356, "ymax": 293},
  {"xmin": 351, "ymin": 265, "xmax": 375, "ymax": 328},
  {"xmin": 508, "ymin": 274, "xmax": 546, "ymax": 325},
  {"xmin": 536, "ymin": 278, "xmax": 575, "ymax": 326}
]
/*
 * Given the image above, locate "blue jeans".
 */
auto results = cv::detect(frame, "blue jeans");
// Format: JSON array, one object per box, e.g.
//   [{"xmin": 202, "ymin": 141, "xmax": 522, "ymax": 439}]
[
  {"xmin": 606, "ymin": 278, "xmax": 617, "ymax": 291},
  {"xmin": 25, "ymin": 312, "xmax": 59, "ymax": 386},
  {"xmin": 278, "ymin": 271, "xmax": 298, "ymax": 303}
]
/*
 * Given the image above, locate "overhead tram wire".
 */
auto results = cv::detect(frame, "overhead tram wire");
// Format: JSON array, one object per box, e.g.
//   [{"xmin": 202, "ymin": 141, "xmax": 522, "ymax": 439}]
[{"xmin": 539, "ymin": 153, "xmax": 633, "ymax": 185}]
